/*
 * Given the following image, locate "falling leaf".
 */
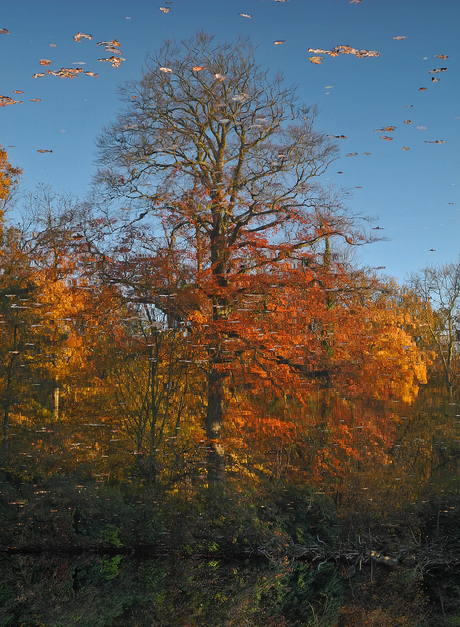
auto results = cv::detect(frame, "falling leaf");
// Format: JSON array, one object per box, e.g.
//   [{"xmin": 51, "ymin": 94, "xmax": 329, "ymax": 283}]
[
  {"xmin": 435, "ymin": 54, "xmax": 448, "ymax": 59},
  {"xmin": 39, "ymin": 59, "xmax": 52, "ymax": 66},
  {"xmin": 159, "ymin": 6, "xmax": 170, "ymax": 12},
  {"xmin": 232, "ymin": 94, "xmax": 247, "ymax": 102},
  {"xmin": 346, "ymin": 153, "xmax": 358, "ymax": 157},
  {"xmin": 74, "ymin": 32, "xmax": 92, "ymax": 42},
  {"xmin": 274, "ymin": 40, "xmax": 286, "ymax": 45},
  {"xmin": 429, "ymin": 67, "xmax": 447, "ymax": 74},
  {"xmin": 309, "ymin": 56, "xmax": 323, "ymax": 64},
  {"xmin": 380, "ymin": 136, "xmax": 393, "ymax": 140},
  {"xmin": 308, "ymin": 44, "xmax": 379, "ymax": 58},
  {"xmin": 403, "ymin": 147, "xmax": 410, "ymax": 150},
  {"xmin": 48, "ymin": 67, "xmax": 84, "ymax": 78},
  {"xmin": 13, "ymin": 90, "xmax": 24, "ymax": 94},
  {"xmin": 97, "ymin": 39, "xmax": 121, "ymax": 48},
  {"xmin": 239, "ymin": 13, "xmax": 252, "ymax": 18},
  {"xmin": 404, "ymin": 120, "xmax": 411, "ymax": 124},
  {"xmin": 0, "ymin": 95, "xmax": 22, "ymax": 106},
  {"xmin": 85, "ymin": 71, "xmax": 98, "ymax": 77},
  {"xmin": 374, "ymin": 126, "xmax": 396, "ymax": 132},
  {"xmin": 0, "ymin": 28, "xmax": 9, "ymax": 34},
  {"xmin": 104, "ymin": 46, "xmax": 121, "ymax": 55},
  {"xmin": 418, "ymin": 87, "xmax": 427, "ymax": 91},
  {"xmin": 159, "ymin": 67, "xmax": 173, "ymax": 73},
  {"xmin": 30, "ymin": 99, "xmax": 41, "ymax": 102},
  {"xmin": 425, "ymin": 140, "xmax": 446, "ymax": 144},
  {"xmin": 192, "ymin": 66, "xmax": 206, "ymax": 72},
  {"xmin": 37, "ymin": 149, "xmax": 52, "ymax": 153},
  {"xmin": 393, "ymin": 36, "xmax": 406, "ymax": 40},
  {"xmin": 99, "ymin": 57, "xmax": 125, "ymax": 68}
]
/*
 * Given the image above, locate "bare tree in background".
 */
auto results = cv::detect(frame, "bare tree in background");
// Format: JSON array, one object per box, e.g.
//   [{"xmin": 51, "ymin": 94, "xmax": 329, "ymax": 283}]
[{"xmin": 409, "ymin": 261, "xmax": 460, "ymax": 398}]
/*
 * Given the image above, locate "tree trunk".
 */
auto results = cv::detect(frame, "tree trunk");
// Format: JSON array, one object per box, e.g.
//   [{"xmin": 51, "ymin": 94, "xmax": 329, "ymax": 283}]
[
  {"xmin": 206, "ymin": 363, "xmax": 227, "ymax": 485},
  {"xmin": 3, "ymin": 326, "xmax": 17, "ymax": 460},
  {"xmin": 3, "ymin": 404, "xmax": 9, "ymax": 459},
  {"xmin": 205, "ymin": 209, "xmax": 230, "ymax": 484},
  {"xmin": 53, "ymin": 376, "xmax": 60, "ymax": 421},
  {"xmin": 196, "ymin": 224, "xmax": 203, "ymax": 274}
]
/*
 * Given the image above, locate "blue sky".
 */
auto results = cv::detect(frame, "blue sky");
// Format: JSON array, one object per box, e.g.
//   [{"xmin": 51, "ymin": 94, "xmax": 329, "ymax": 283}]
[{"xmin": 1, "ymin": 0, "xmax": 459, "ymax": 283}]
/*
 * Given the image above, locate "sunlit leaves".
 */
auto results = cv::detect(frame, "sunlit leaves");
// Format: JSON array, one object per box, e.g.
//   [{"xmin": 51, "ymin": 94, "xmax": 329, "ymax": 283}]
[{"xmin": 0, "ymin": 144, "xmax": 22, "ymax": 221}]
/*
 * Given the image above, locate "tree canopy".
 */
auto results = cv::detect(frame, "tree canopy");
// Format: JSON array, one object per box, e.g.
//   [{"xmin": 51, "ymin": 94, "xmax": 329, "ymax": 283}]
[
  {"xmin": 93, "ymin": 33, "xmax": 401, "ymax": 481},
  {"xmin": 95, "ymin": 32, "xmax": 376, "ymax": 277}
]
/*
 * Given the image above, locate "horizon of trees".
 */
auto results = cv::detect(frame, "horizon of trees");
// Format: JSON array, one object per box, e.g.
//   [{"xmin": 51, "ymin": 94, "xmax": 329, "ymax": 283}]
[
  {"xmin": 1, "ymin": 33, "xmax": 460, "ymax": 492},
  {"xmin": 2, "ymin": 33, "xmax": 460, "ymax": 626},
  {"xmin": 2, "ymin": 146, "xmax": 460, "ymax": 494}
]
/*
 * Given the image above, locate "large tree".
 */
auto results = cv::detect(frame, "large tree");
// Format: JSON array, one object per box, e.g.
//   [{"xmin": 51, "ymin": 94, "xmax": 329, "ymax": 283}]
[{"xmin": 95, "ymin": 33, "xmax": 375, "ymax": 482}]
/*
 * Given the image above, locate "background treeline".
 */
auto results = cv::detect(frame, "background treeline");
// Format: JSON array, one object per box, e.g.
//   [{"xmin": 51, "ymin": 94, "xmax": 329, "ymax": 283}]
[
  {"xmin": 2, "ymin": 32, "xmax": 460, "ymax": 626},
  {"xmin": 1, "ymin": 163, "xmax": 460, "ymax": 627}
]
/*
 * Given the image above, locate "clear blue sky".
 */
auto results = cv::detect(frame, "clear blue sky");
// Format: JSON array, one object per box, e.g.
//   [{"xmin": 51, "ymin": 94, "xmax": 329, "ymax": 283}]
[{"xmin": 1, "ymin": 0, "xmax": 459, "ymax": 283}]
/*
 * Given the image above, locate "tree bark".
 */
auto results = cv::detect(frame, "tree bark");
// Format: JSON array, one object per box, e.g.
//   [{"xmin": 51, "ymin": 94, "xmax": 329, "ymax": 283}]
[
  {"xmin": 206, "ymin": 362, "xmax": 227, "ymax": 485},
  {"xmin": 53, "ymin": 376, "xmax": 60, "ymax": 421},
  {"xmin": 2, "ymin": 326, "xmax": 18, "ymax": 459}
]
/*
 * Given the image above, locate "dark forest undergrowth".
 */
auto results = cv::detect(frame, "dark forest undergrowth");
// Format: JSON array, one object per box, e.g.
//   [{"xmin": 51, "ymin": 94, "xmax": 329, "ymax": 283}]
[{"xmin": 2, "ymin": 466, "xmax": 460, "ymax": 627}]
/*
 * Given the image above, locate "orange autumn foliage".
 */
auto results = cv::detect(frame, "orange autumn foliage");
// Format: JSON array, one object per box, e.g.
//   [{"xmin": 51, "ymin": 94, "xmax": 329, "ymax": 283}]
[
  {"xmin": 180, "ymin": 261, "xmax": 429, "ymax": 484},
  {"xmin": 0, "ymin": 144, "xmax": 22, "ymax": 222}
]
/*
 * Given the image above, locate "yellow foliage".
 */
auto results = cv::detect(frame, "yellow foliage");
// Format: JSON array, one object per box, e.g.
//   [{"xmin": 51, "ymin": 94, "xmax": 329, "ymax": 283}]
[{"xmin": 0, "ymin": 144, "xmax": 22, "ymax": 221}]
